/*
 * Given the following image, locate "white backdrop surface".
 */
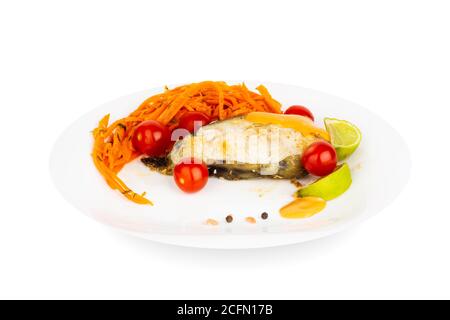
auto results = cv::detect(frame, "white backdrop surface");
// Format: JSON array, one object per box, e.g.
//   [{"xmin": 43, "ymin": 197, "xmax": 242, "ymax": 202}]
[{"xmin": 0, "ymin": 0, "xmax": 449, "ymax": 299}]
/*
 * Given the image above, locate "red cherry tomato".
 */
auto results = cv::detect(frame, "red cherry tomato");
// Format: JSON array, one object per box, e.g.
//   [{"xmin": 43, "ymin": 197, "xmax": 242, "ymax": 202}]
[
  {"xmin": 284, "ymin": 105, "xmax": 315, "ymax": 121},
  {"xmin": 173, "ymin": 158, "xmax": 209, "ymax": 193},
  {"xmin": 301, "ymin": 141, "xmax": 337, "ymax": 176},
  {"xmin": 132, "ymin": 120, "xmax": 170, "ymax": 156},
  {"xmin": 178, "ymin": 111, "xmax": 211, "ymax": 134}
]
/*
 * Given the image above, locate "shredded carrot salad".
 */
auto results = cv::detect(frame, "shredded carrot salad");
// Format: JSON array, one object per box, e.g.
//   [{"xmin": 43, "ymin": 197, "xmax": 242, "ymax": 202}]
[{"xmin": 92, "ymin": 81, "xmax": 282, "ymax": 205}]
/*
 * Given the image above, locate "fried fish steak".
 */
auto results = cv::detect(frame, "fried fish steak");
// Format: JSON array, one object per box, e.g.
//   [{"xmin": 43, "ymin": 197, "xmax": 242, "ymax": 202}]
[{"xmin": 142, "ymin": 116, "xmax": 319, "ymax": 180}]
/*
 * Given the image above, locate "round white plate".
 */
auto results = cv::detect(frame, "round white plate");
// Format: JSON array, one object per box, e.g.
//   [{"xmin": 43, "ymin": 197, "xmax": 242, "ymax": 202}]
[{"xmin": 50, "ymin": 82, "xmax": 410, "ymax": 249}]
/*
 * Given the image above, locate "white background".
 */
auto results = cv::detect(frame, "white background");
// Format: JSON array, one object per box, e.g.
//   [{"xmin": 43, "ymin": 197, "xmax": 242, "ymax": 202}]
[{"xmin": 1, "ymin": 0, "xmax": 449, "ymax": 299}]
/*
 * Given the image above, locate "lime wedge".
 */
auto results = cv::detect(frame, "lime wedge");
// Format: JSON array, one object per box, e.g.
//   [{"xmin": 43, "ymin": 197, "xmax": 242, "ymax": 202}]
[
  {"xmin": 324, "ymin": 118, "xmax": 362, "ymax": 160},
  {"xmin": 296, "ymin": 163, "xmax": 352, "ymax": 200}
]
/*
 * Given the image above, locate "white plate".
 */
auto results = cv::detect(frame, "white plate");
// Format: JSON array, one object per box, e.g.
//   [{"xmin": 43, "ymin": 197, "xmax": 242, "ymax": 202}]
[{"xmin": 50, "ymin": 82, "xmax": 410, "ymax": 249}]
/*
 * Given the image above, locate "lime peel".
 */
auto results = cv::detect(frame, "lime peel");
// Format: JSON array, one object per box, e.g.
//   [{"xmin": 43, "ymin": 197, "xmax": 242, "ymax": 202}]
[
  {"xmin": 324, "ymin": 118, "xmax": 362, "ymax": 160},
  {"xmin": 296, "ymin": 163, "xmax": 352, "ymax": 200}
]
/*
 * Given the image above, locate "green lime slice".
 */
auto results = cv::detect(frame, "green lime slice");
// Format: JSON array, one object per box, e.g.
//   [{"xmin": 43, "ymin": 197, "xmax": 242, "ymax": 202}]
[
  {"xmin": 324, "ymin": 118, "xmax": 362, "ymax": 160},
  {"xmin": 296, "ymin": 163, "xmax": 352, "ymax": 200}
]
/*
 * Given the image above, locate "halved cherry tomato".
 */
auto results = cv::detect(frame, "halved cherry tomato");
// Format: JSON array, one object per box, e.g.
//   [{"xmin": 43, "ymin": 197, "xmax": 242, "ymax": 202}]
[
  {"xmin": 178, "ymin": 111, "xmax": 211, "ymax": 134},
  {"xmin": 173, "ymin": 158, "xmax": 209, "ymax": 193},
  {"xmin": 301, "ymin": 141, "xmax": 337, "ymax": 176},
  {"xmin": 284, "ymin": 105, "xmax": 315, "ymax": 121},
  {"xmin": 132, "ymin": 120, "xmax": 170, "ymax": 156}
]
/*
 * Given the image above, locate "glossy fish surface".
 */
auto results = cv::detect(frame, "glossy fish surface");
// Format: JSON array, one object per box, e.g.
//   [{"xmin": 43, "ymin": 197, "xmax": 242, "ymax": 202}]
[{"xmin": 142, "ymin": 116, "xmax": 319, "ymax": 180}]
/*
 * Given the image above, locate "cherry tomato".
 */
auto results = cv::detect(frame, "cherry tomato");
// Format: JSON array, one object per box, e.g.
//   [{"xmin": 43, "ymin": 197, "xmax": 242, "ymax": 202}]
[
  {"xmin": 301, "ymin": 141, "xmax": 337, "ymax": 176},
  {"xmin": 178, "ymin": 112, "xmax": 211, "ymax": 134},
  {"xmin": 284, "ymin": 105, "xmax": 315, "ymax": 121},
  {"xmin": 132, "ymin": 120, "xmax": 170, "ymax": 156},
  {"xmin": 173, "ymin": 158, "xmax": 209, "ymax": 193}
]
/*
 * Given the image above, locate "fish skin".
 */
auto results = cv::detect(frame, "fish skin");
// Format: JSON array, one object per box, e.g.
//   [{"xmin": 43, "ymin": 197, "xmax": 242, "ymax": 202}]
[{"xmin": 141, "ymin": 116, "xmax": 318, "ymax": 180}]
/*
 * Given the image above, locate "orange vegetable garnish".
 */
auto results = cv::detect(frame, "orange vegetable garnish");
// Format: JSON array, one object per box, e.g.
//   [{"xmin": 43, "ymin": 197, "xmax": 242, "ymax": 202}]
[
  {"xmin": 92, "ymin": 81, "xmax": 282, "ymax": 204},
  {"xmin": 245, "ymin": 112, "xmax": 330, "ymax": 141},
  {"xmin": 279, "ymin": 197, "xmax": 326, "ymax": 219}
]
